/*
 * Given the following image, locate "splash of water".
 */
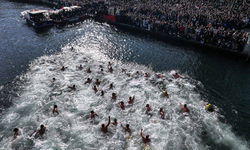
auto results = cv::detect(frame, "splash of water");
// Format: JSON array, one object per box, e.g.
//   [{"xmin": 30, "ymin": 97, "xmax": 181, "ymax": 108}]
[{"xmin": 0, "ymin": 26, "xmax": 249, "ymax": 150}]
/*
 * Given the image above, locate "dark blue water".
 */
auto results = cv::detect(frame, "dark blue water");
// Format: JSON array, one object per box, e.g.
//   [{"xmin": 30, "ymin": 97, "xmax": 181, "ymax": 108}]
[{"xmin": 0, "ymin": 0, "xmax": 250, "ymax": 148}]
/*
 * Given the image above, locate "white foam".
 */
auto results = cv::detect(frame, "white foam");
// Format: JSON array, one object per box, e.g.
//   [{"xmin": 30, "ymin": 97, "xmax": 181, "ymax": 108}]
[{"xmin": 0, "ymin": 25, "xmax": 249, "ymax": 150}]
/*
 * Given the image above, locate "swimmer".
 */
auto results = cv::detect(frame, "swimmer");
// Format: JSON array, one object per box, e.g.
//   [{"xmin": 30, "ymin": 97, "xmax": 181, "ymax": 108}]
[
  {"xmin": 93, "ymin": 86, "xmax": 98, "ymax": 93},
  {"xmin": 144, "ymin": 73, "xmax": 149, "ymax": 77},
  {"xmin": 35, "ymin": 124, "xmax": 46, "ymax": 137},
  {"xmin": 108, "ymin": 66, "xmax": 114, "ymax": 73},
  {"xmin": 101, "ymin": 116, "xmax": 110, "ymax": 134},
  {"xmin": 145, "ymin": 104, "xmax": 151, "ymax": 114},
  {"xmin": 119, "ymin": 101, "xmax": 125, "ymax": 110},
  {"xmin": 76, "ymin": 65, "xmax": 83, "ymax": 70},
  {"xmin": 90, "ymin": 110, "xmax": 99, "ymax": 121},
  {"xmin": 71, "ymin": 47, "xmax": 73, "ymax": 51},
  {"xmin": 155, "ymin": 73, "xmax": 163, "ymax": 78},
  {"xmin": 203, "ymin": 102, "xmax": 214, "ymax": 112},
  {"xmin": 135, "ymin": 71, "xmax": 140, "ymax": 75},
  {"xmin": 52, "ymin": 105, "xmax": 59, "ymax": 115},
  {"xmin": 108, "ymin": 62, "xmax": 112, "ymax": 66},
  {"xmin": 99, "ymin": 68, "xmax": 104, "ymax": 74},
  {"xmin": 159, "ymin": 108, "xmax": 165, "ymax": 119},
  {"xmin": 140, "ymin": 128, "xmax": 151, "ymax": 145},
  {"xmin": 173, "ymin": 73, "xmax": 181, "ymax": 79},
  {"xmin": 101, "ymin": 90, "xmax": 104, "ymax": 96},
  {"xmin": 112, "ymin": 118, "xmax": 118, "ymax": 125},
  {"xmin": 111, "ymin": 93, "xmax": 117, "ymax": 100},
  {"xmin": 86, "ymin": 68, "xmax": 92, "ymax": 73},
  {"xmin": 122, "ymin": 69, "xmax": 127, "ymax": 73},
  {"xmin": 68, "ymin": 85, "xmax": 76, "ymax": 90},
  {"xmin": 49, "ymin": 59, "xmax": 56, "ymax": 64},
  {"xmin": 128, "ymin": 96, "xmax": 135, "ymax": 104},
  {"xmin": 126, "ymin": 73, "xmax": 131, "ymax": 77},
  {"xmin": 109, "ymin": 83, "xmax": 113, "ymax": 89},
  {"xmin": 84, "ymin": 78, "xmax": 92, "ymax": 84},
  {"xmin": 61, "ymin": 66, "xmax": 66, "ymax": 71},
  {"xmin": 95, "ymin": 79, "xmax": 101, "ymax": 85},
  {"xmin": 179, "ymin": 103, "xmax": 190, "ymax": 113},
  {"xmin": 120, "ymin": 122, "xmax": 131, "ymax": 134},
  {"xmin": 68, "ymin": 85, "xmax": 75, "ymax": 89},
  {"xmin": 13, "ymin": 128, "xmax": 19, "ymax": 139},
  {"xmin": 160, "ymin": 89, "xmax": 169, "ymax": 97},
  {"xmin": 51, "ymin": 78, "xmax": 56, "ymax": 83}
]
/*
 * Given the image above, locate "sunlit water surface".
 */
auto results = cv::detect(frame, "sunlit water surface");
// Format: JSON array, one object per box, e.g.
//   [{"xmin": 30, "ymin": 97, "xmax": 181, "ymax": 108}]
[{"xmin": 0, "ymin": 0, "xmax": 250, "ymax": 150}]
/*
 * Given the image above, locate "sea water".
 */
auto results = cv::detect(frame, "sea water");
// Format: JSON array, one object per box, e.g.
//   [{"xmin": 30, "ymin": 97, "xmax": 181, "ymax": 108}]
[{"xmin": 0, "ymin": 32, "xmax": 249, "ymax": 149}]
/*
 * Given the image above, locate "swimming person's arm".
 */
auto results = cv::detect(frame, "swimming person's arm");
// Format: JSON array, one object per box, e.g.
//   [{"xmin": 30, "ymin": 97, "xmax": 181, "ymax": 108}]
[
  {"xmin": 95, "ymin": 113, "xmax": 99, "ymax": 117},
  {"xmin": 179, "ymin": 103, "xmax": 184, "ymax": 109},
  {"xmin": 140, "ymin": 128, "xmax": 145, "ymax": 138},
  {"xmin": 35, "ymin": 129, "xmax": 40, "ymax": 136},
  {"xmin": 106, "ymin": 116, "xmax": 110, "ymax": 127},
  {"xmin": 120, "ymin": 122, "xmax": 125, "ymax": 129}
]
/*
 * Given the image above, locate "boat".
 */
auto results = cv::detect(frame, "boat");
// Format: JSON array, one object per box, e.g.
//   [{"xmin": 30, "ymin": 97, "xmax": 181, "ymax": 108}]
[
  {"xmin": 50, "ymin": 6, "xmax": 89, "ymax": 26},
  {"xmin": 20, "ymin": 9, "xmax": 54, "ymax": 28}
]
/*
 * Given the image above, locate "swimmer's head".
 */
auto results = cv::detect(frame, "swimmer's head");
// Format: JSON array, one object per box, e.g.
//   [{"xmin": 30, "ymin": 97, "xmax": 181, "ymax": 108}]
[
  {"xmin": 40, "ymin": 125, "xmax": 44, "ymax": 129},
  {"xmin": 13, "ymin": 128, "xmax": 19, "ymax": 132},
  {"xmin": 54, "ymin": 105, "xmax": 58, "ymax": 108},
  {"xmin": 114, "ymin": 118, "xmax": 117, "ymax": 122},
  {"xmin": 146, "ymin": 135, "xmax": 149, "ymax": 139},
  {"xmin": 126, "ymin": 124, "xmax": 129, "ymax": 128},
  {"xmin": 184, "ymin": 104, "xmax": 187, "ymax": 108},
  {"xmin": 146, "ymin": 104, "xmax": 149, "ymax": 107},
  {"xmin": 164, "ymin": 91, "xmax": 168, "ymax": 94},
  {"xmin": 91, "ymin": 110, "xmax": 94, "ymax": 114},
  {"xmin": 160, "ymin": 108, "xmax": 163, "ymax": 111},
  {"xmin": 101, "ymin": 124, "xmax": 105, "ymax": 127}
]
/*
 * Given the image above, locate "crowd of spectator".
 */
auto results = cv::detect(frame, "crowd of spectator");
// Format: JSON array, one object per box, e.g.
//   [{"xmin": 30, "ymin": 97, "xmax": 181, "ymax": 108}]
[{"xmin": 45, "ymin": 0, "xmax": 249, "ymax": 52}]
